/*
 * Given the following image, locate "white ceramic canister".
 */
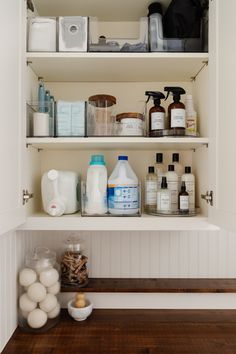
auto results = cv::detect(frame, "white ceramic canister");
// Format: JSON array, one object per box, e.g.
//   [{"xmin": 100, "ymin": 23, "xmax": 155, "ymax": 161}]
[
  {"xmin": 116, "ymin": 112, "xmax": 144, "ymax": 136},
  {"xmin": 33, "ymin": 112, "xmax": 50, "ymax": 137}
]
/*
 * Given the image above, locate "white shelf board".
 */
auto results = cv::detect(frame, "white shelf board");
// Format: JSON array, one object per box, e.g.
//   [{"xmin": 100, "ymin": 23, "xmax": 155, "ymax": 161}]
[
  {"xmin": 26, "ymin": 137, "xmax": 209, "ymax": 151},
  {"xmin": 26, "ymin": 52, "xmax": 208, "ymax": 82},
  {"xmin": 18, "ymin": 213, "xmax": 219, "ymax": 231}
]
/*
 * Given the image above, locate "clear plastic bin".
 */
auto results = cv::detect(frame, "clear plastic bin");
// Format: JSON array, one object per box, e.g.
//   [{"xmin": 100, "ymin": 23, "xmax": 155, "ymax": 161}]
[{"xmin": 89, "ymin": 17, "xmax": 148, "ymax": 52}]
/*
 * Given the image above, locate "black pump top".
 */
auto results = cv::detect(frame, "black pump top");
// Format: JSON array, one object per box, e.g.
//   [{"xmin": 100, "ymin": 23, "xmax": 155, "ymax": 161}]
[
  {"xmin": 148, "ymin": 2, "xmax": 163, "ymax": 16},
  {"xmin": 161, "ymin": 176, "xmax": 168, "ymax": 189},
  {"xmin": 148, "ymin": 166, "xmax": 155, "ymax": 174},
  {"xmin": 145, "ymin": 91, "xmax": 165, "ymax": 106},
  {"xmin": 164, "ymin": 87, "xmax": 186, "ymax": 103},
  {"xmin": 180, "ymin": 181, "xmax": 187, "ymax": 192},
  {"xmin": 156, "ymin": 153, "xmax": 163, "ymax": 163},
  {"xmin": 185, "ymin": 166, "xmax": 191, "ymax": 173},
  {"xmin": 172, "ymin": 153, "xmax": 179, "ymax": 162},
  {"xmin": 168, "ymin": 165, "xmax": 175, "ymax": 172}
]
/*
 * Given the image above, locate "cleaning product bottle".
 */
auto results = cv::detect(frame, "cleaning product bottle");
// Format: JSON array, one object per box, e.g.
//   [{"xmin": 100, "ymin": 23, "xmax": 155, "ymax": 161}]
[
  {"xmin": 172, "ymin": 153, "xmax": 184, "ymax": 191},
  {"xmin": 178, "ymin": 181, "xmax": 189, "ymax": 214},
  {"xmin": 38, "ymin": 77, "xmax": 45, "ymax": 113},
  {"xmin": 108, "ymin": 156, "xmax": 139, "ymax": 215},
  {"xmin": 145, "ymin": 166, "xmax": 158, "ymax": 212},
  {"xmin": 148, "ymin": 2, "xmax": 164, "ymax": 52},
  {"xmin": 145, "ymin": 91, "xmax": 166, "ymax": 136},
  {"xmin": 181, "ymin": 166, "xmax": 195, "ymax": 211},
  {"xmin": 45, "ymin": 90, "xmax": 51, "ymax": 113},
  {"xmin": 49, "ymin": 95, "xmax": 55, "ymax": 137},
  {"xmin": 164, "ymin": 87, "xmax": 186, "ymax": 133},
  {"xmin": 85, "ymin": 155, "xmax": 108, "ymax": 215},
  {"xmin": 165, "ymin": 165, "xmax": 178, "ymax": 211},
  {"xmin": 155, "ymin": 153, "xmax": 165, "ymax": 189},
  {"xmin": 185, "ymin": 95, "xmax": 197, "ymax": 135},
  {"xmin": 157, "ymin": 176, "xmax": 171, "ymax": 212}
]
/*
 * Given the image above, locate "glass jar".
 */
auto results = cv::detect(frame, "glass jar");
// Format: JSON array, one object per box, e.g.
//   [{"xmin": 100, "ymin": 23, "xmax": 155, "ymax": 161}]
[
  {"xmin": 61, "ymin": 238, "xmax": 89, "ymax": 287},
  {"xmin": 18, "ymin": 247, "xmax": 60, "ymax": 332}
]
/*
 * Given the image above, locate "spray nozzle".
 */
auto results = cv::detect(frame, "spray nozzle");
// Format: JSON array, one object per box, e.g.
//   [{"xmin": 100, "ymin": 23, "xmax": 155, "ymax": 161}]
[
  {"xmin": 145, "ymin": 91, "xmax": 165, "ymax": 105},
  {"xmin": 164, "ymin": 87, "xmax": 186, "ymax": 102}
]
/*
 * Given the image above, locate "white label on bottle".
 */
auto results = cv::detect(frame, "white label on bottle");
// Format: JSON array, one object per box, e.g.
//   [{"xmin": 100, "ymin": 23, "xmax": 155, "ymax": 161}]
[
  {"xmin": 108, "ymin": 185, "xmax": 138, "ymax": 210},
  {"xmin": 151, "ymin": 112, "xmax": 165, "ymax": 130},
  {"xmin": 157, "ymin": 192, "xmax": 171, "ymax": 211},
  {"xmin": 180, "ymin": 195, "xmax": 189, "ymax": 210},
  {"xmin": 167, "ymin": 181, "xmax": 178, "ymax": 204},
  {"xmin": 171, "ymin": 109, "xmax": 186, "ymax": 128},
  {"xmin": 145, "ymin": 181, "xmax": 157, "ymax": 205}
]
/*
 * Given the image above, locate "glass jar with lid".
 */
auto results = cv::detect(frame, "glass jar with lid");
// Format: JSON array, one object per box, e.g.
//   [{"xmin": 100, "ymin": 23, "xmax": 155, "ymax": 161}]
[
  {"xmin": 61, "ymin": 238, "xmax": 89, "ymax": 287},
  {"xmin": 18, "ymin": 247, "xmax": 60, "ymax": 332}
]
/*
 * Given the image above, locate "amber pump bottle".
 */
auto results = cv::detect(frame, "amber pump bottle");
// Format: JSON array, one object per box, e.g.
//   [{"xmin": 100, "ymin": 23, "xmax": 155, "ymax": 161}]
[
  {"xmin": 164, "ymin": 87, "xmax": 186, "ymax": 134},
  {"xmin": 145, "ymin": 91, "xmax": 165, "ymax": 137}
]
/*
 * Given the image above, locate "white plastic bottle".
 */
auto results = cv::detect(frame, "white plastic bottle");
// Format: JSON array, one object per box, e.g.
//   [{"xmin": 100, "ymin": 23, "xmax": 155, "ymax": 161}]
[
  {"xmin": 172, "ymin": 153, "xmax": 184, "ymax": 191},
  {"xmin": 148, "ymin": 2, "xmax": 164, "ymax": 51},
  {"xmin": 145, "ymin": 166, "xmax": 158, "ymax": 212},
  {"xmin": 185, "ymin": 95, "xmax": 197, "ymax": 135},
  {"xmin": 155, "ymin": 153, "xmax": 165, "ymax": 189},
  {"xmin": 85, "ymin": 155, "xmax": 108, "ymax": 215},
  {"xmin": 165, "ymin": 165, "xmax": 178, "ymax": 211},
  {"xmin": 157, "ymin": 177, "xmax": 171, "ymax": 212},
  {"xmin": 108, "ymin": 156, "xmax": 139, "ymax": 215},
  {"xmin": 181, "ymin": 166, "xmax": 195, "ymax": 211}
]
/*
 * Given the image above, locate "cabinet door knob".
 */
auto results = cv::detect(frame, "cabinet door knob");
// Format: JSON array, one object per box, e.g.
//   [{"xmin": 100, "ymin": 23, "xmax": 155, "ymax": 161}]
[{"xmin": 201, "ymin": 191, "xmax": 213, "ymax": 206}]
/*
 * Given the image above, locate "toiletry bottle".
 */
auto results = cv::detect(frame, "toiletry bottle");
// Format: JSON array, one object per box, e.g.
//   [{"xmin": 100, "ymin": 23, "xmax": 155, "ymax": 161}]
[
  {"xmin": 185, "ymin": 95, "xmax": 197, "ymax": 135},
  {"xmin": 172, "ymin": 153, "xmax": 184, "ymax": 191},
  {"xmin": 45, "ymin": 90, "xmax": 50, "ymax": 114},
  {"xmin": 145, "ymin": 166, "xmax": 158, "ymax": 212},
  {"xmin": 181, "ymin": 166, "xmax": 195, "ymax": 211},
  {"xmin": 145, "ymin": 91, "xmax": 166, "ymax": 136},
  {"xmin": 165, "ymin": 165, "xmax": 178, "ymax": 211},
  {"xmin": 148, "ymin": 2, "xmax": 164, "ymax": 51},
  {"xmin": 164, "ymin": 87, "xmax": 186, "ymax": 133},
  {"xmin": 178, "ymin": 181, "xmax": 189, "ymax": 214},
  {"xmin": 157, "ymin": 176, "xmax": 171, "ymax": 212},
  {"xmin": 49, "ymin": 95, "xmax": 55, "ymax": 137},
  {"xmin": 155, "ymin": 153, "xmax": 165, "ymax": 189},
  {"xmin": 38, "ymin": 78, "xmax": 45, "ymax": 113}
]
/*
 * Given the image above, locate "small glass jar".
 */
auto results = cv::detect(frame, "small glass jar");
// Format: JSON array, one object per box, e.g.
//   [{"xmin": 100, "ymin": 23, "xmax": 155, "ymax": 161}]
[
  {"xmin": 116, "ymin": 112, "xmax": 144, "ymax": 136},
  {"xmin": 61, "ymin": 238, "xmax": 89, "ymax": 287},
  {"xmin": 18, "ymin": 247, "xmax": 60, "ymax": 332}
]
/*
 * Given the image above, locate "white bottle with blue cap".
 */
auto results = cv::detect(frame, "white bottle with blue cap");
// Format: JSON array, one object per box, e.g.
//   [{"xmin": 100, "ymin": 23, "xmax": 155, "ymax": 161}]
[
  {"xmin": 108, "ymin": 156, "xmax": 139, "ymax": 215},
  {"xmin": 85, "ymin": 155, "xmax": 108, "ymax": 214}
]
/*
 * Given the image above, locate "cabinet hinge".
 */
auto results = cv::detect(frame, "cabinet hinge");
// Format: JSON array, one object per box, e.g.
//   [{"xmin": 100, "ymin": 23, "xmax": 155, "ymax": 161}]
[
  {"xmin": 201, "ymin": 191, "xmax": 213, "ymax": 206},
  {"xmin": 22, "ymin": 189, "xmax": 34, "ymax": 205}
]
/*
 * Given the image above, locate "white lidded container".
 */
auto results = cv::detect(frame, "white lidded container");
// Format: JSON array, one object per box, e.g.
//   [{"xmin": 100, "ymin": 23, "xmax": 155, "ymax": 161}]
[
  {"xmin": 108, "ymin": 156, "xmax": 139, "ymax": 215},
  {"xmin": 28, "ymin": 17, "xmax": 57, "ymax": 52},
  {"xmin": 85, "ymin": 155, "xmax": 108, "ymax": 215}
]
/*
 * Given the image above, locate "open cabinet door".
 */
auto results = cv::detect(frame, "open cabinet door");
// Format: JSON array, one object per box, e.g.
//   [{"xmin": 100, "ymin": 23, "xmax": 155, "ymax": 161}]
[
  {"xmin": 209, "ymin": 0, "xmax": 236, "ymax": 232},
  {"xmin": 0, "ymin": 0, "xmax": 26, "ymax": 235}
]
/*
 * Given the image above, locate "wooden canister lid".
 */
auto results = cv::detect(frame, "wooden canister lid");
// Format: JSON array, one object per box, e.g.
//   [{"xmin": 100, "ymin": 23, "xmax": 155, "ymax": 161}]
[
  {"xmin": 116, "ymin": 112, "xmax": 144, "ymax": 121},
  {"xmin": 88, "ymin": 94, "xmax": 116, "ymax": 107}
]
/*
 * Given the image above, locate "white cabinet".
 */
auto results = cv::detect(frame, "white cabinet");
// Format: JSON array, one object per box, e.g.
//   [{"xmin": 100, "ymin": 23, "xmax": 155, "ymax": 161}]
[{"xmin": 1, "ymin": 0, "xmax": 236, "ymax": 235}]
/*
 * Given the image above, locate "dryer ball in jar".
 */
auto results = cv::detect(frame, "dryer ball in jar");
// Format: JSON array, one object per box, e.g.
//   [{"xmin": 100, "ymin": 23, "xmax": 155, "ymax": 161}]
[
  {"xmin": 39, "ymin": 268, "xmax": 59, "ymax": 287},
  {"xmin": 47, "ymin": 281, "xmax": 60, "ymax": 295},
  {"xmin": 19, "ymin": 293, "xmax": 37, "ymax": 312},
  {"xmin": 27, "ymin": 309, "xmax": 47, "ymax": 329},
  {"xmin": 47, "ymin": 302, "xmax": 60, "ymax": 319},
  {"xmin": 19, "ymin": 268, "xmax": 37, "ymax": 287},
  {"xmin": 39, "ymin": 294, "xmax": 57, "ymax": 313},
  {"xmin": 27, "ymin": 282, "xmax": 47, "ymax": 302}
]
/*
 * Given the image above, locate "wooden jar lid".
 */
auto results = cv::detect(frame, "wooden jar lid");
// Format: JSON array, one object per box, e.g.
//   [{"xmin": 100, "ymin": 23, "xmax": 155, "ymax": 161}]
[
  {"xmin": 88, "ymin": 94, "xmax": 116, "ymax": 107},
  {"xmin": 116, "ymin": 112, "xmax": 144, "ymax": 121}
]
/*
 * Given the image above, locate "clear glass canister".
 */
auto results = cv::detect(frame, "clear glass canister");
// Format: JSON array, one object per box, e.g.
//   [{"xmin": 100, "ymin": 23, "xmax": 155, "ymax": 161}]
[
  {"xmin": 18, "ymin": 247, "xmax": 60, "ymax": 332},
  {"xmin": 61, "ymin": 238, "xmax": 89, "ymax": 287}
]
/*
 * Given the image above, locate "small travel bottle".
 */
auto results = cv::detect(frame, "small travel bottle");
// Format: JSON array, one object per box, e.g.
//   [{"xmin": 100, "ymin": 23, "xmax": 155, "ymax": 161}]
[
  {"xmin": 145, "ymin": 166, "xmax": 158, "ymax": 212},
  {"xmin": 157, "ymin": 177, "xmax": 171, "ymax": 212},
  {"xmin": 155, "ymin": 153, "xmax": 165, "ymax": 189},
  {"xmin": 178, "ymin": 181, "xmax": 189, "ymax": 214}
]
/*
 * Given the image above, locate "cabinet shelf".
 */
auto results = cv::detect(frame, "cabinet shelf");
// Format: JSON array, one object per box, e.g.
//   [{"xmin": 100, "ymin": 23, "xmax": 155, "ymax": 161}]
[
  {"xmin": 26, "ymin": 137, "xmax": 209, "ymax": 151},
  {"xmin": 26, "ymin": 52, "xmax": 208, "ymax": 82},
  {"xmin": 18, "ymin": 213, "xmax": 219, "ymax": 231}
]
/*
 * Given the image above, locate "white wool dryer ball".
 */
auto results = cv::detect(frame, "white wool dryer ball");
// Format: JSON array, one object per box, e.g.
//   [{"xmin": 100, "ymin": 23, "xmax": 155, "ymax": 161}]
[
  {"xmin": 27, "ymin": 282, "xmax": 47, "ymax": 302},
  {"xmin": 27, "ymin": 309, "xmax": 47, "ymax": 329},
  {"xmin": 39, "ymin": 268, "xmax": 59, "ymax": 287},
  {"xmin": 47, "ymin": 281, "xmax": 60, "ymax": 295},
  {"xmin": 19, "ymin": 268, "xmax": 37, "ymax": 287},
  {"xmin": 19, "ymin": 293, "xmax": 37, "ymax": 312},
  {"xmin": 47, "ymin": 302, "xmax": 60, "ymax": 319},
  {"xmin": 39, "ymin": 294, "xmax": 57, "ymax": 313}
]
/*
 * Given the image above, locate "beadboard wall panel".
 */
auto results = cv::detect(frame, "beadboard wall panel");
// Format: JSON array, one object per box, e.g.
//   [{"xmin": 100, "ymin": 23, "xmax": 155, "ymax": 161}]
[{"xmin": 17, "ymin": 229, "xmax": 236, "ymax": 278}]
